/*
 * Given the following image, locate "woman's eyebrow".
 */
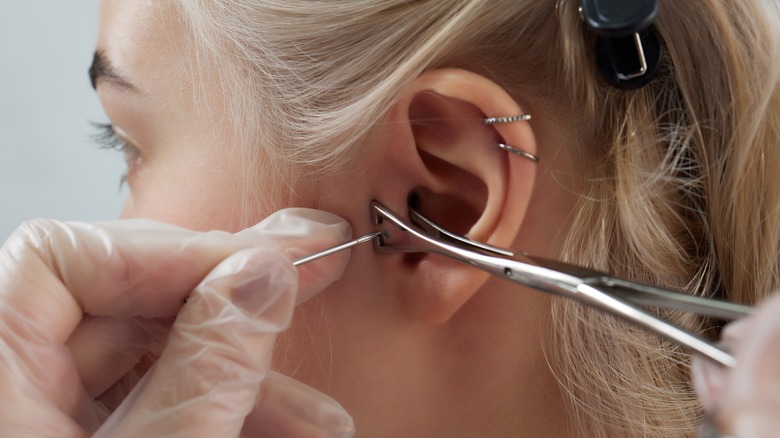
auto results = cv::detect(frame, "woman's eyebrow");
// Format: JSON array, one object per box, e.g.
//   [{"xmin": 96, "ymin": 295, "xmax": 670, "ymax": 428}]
[{"xmin": 89, "ymin": 50, "xmax": 138, "ymax": 92}]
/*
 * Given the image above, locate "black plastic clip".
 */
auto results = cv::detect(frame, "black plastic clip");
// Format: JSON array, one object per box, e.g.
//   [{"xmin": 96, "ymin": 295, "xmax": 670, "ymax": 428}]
[{"xmin": 580, "ymin": 0, "xmax": 662, "ymax": 90}]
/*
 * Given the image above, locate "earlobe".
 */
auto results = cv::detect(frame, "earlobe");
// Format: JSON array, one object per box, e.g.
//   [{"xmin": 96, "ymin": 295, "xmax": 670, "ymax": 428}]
[{"xmin": 371, "ymin": 68, "xmax": 539, "ymax": 324}]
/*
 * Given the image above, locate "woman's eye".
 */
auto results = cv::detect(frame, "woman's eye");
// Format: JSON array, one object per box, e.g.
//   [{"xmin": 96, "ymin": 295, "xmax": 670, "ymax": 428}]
[{"xmin": 91, "ymin": 122, "xmax": 142, "ymax": 187}]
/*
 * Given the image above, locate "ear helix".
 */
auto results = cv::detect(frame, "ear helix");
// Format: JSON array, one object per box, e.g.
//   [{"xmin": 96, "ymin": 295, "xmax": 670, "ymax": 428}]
[{"xmin": 483, "ymin": 113, "xmax": 539, "ymax": 163}]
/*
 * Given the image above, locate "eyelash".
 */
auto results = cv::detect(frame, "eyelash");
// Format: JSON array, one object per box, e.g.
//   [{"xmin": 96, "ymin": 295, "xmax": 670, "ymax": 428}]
[{"xmin": 91, "ymin": 122, "xmax": 141, "ymax": 188}]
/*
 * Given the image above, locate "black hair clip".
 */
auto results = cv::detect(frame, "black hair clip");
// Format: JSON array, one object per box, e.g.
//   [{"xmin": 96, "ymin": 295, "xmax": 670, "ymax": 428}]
[{"xmin": 581, "ymin": 0, "xmax": 662, "ymax": 90}]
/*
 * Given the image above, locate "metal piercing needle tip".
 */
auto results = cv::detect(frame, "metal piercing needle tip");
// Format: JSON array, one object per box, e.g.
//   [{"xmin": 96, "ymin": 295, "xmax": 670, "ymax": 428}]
[{"xmin": 292, "ymin": 231, "xmax": 383, "ymax": 267}]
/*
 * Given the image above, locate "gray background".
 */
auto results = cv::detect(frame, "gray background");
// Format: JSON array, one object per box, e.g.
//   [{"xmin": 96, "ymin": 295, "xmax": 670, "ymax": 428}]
[{"xmin": 0, "ymin": 2, "xmax": 126, "ymax": 242}]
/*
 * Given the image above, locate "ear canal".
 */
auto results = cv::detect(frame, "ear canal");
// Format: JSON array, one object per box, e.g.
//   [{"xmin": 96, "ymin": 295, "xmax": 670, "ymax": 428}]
[
  {"xmin": 407, "ymin": 186, "xmax": 485, "ymax": 239},
  {"xmin": 402, "ymin": 188, "xmax": 488, "ymax": 267}
]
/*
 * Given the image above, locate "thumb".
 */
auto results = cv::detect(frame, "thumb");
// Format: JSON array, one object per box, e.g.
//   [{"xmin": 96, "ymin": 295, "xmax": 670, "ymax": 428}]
[{"xmin": 96, "ymin": 247, "xmax": 300, "ymax": 438}]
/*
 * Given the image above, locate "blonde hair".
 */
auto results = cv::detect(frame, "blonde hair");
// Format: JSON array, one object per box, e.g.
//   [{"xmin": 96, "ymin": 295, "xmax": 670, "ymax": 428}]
[{"xmin": 174, "ymin": 0, "xmax": 780, "ymax": 436}]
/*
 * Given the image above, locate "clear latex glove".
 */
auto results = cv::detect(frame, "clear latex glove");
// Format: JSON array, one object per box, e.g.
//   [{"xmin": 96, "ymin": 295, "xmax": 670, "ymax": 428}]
[
  {"xmin": 0, "ymin": 209, "xmax": 355, "ymax": 437},
  {"xmin": 693, "ymin": 292, "xmax": 780, "ymax": 437}
]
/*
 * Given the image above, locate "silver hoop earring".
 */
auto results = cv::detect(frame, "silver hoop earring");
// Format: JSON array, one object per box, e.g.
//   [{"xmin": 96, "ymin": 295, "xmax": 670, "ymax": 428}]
[
  {"xmin": 496, "ymin": 143, "xmax": 539, "ymax": 163},
  {"xmin": 483, "ymin": 114, "xmax": 531, "ymax": 125}
]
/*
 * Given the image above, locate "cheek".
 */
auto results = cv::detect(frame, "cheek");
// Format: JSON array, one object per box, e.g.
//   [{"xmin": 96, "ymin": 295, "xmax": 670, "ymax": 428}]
[{"xmin": 121, "ymin": 152, "xmax": 251, "ymax": 232}]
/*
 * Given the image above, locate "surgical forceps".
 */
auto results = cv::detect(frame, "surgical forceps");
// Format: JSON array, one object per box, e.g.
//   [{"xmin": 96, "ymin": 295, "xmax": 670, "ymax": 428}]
[{"xmin": 368, "ymin": 201, "xmax": 753, "ymax": 368}]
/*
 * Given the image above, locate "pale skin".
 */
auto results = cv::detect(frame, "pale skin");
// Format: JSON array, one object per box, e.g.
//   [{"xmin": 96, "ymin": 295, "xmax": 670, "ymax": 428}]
[{"xmin": 96, "ymin": 0, "xmax": 581, "ymax": 436}]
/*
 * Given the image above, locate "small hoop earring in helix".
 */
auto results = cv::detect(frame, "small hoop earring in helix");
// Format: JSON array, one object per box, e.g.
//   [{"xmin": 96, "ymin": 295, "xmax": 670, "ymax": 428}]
[
  {"xmin": 496, "ymin": 143, "xmax": 539, "ymax": 162},
  {"xmin": 483, "ymin": 114, "xmax": 532, "ymax": 125},
  {"xmin": 482, "ymin": 114, "xmax": 539, "ymax": 163}
]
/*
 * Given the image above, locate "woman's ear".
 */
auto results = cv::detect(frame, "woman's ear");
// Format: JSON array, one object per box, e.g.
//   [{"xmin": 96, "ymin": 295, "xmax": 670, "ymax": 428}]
[
  {"xmin": 397, "ymin": 69, "xmax": 538, "ymax": 244},
  {"xmin": 328, "ymin": 68, "xmax": 539, "ymax": 324}
]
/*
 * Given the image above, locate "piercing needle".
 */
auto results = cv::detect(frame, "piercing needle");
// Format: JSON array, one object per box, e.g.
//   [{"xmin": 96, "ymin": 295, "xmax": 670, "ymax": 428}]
[{"xmin": 292, "ymin": 231, "xmax": 383, "ymax": 267}]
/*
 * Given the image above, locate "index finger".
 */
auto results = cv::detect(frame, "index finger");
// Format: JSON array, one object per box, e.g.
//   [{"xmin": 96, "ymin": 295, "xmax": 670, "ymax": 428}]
[{"xmin": 0, "ymin": 210, "xmax": 351, "ymax": 346}]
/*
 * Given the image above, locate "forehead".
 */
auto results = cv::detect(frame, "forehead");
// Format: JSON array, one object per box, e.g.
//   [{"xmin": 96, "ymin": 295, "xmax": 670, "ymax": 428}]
[{"xmin": 97, "ymin": 0, "xmax": 187, "ymax": 93}]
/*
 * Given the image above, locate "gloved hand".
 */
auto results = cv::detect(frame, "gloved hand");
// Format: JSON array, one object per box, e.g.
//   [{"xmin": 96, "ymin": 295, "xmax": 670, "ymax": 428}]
[
  {"xmin": 693, "ymin": 293, "xmax": 780, "ymax": 437},
  {"xmin": 0, "ymin": 209, "xmax": 355, "ymax": 437}
]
